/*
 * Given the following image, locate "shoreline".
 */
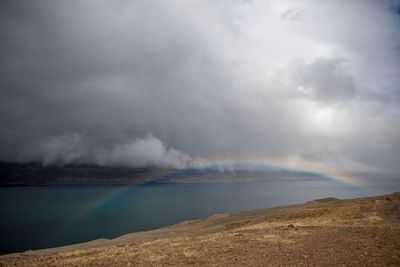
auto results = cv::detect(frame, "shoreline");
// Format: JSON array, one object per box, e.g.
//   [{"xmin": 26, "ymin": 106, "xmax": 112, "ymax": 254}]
[{"xmin": 1, "ymin": 192, "xmax": 399, "ymax": 266}]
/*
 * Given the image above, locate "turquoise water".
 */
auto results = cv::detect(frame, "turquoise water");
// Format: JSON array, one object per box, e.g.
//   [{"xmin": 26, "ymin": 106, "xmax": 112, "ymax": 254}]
[{"xmin": 0, "ymin": 178, "xmax": 398, "ymax": 255}]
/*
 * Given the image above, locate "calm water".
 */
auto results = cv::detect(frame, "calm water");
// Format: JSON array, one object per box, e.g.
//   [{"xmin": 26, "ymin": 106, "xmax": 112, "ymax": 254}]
[{"xmin": 0, "ymin": 178, "xmax": 399, "ymax": 255}]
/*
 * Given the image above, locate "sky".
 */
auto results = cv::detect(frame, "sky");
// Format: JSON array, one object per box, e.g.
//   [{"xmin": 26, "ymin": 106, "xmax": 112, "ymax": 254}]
[{"xmin": 0, "ymin": 0, "xmax": 399, "ymax": 173}]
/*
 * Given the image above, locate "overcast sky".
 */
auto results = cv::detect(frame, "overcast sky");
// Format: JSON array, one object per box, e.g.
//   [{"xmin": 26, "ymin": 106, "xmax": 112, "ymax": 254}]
[{"xmin": 1, "ymin": 0, "xmax": 399, "ymax": 173}]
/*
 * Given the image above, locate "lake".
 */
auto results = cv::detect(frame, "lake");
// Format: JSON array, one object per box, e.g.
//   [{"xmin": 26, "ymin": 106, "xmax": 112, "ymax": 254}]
[{"xmin": 0, "ymin": 177, "xmax": 399, "ymax": 255}]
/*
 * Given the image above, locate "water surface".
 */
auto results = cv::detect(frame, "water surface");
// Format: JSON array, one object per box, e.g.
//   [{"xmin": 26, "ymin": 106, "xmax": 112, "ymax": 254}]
[{"xmin": 0, "ymin": 177, "xmax": 398, "ymax": 255}]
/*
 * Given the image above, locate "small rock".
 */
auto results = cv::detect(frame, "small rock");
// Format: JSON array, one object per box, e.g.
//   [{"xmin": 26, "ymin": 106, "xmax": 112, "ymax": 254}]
[{"xmin": 287, "ymin": 224, "xmax": 295, "ymax": 229}]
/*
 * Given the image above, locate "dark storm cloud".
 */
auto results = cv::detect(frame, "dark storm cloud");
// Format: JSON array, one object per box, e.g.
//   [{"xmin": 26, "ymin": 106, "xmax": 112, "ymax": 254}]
[{"xmin": 1, "ymin": 0, "xmax": 400, "ymax": 172}]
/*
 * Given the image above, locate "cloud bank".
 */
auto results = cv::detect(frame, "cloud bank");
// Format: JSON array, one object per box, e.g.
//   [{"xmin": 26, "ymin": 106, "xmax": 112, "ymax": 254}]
[
  {"xmin": 19, "ymin": 133, "xmax": 190, "ymax": 168},
  {"xmin": 0, "ymin": 0, "xmax": 399, "ymax": 172}
]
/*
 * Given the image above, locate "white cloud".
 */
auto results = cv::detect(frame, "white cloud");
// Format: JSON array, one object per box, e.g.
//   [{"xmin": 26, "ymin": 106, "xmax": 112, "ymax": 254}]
[
  {"xmin": 95, "ymin": 134, "xmax": 191, "ymax": 168},
  {"xmin": 19, "ymin": 133, "xmax": 87, "ymax": 165},
  {"xmin": 19, "ymin": 133, "xmax": 190, "ymax": 168}
]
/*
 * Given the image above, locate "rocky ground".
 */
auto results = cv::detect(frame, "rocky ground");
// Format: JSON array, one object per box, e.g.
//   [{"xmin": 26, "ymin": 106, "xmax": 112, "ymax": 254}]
[{"xmin": 1, "ymin": 192, "xmax": 399, "ymax": 266}]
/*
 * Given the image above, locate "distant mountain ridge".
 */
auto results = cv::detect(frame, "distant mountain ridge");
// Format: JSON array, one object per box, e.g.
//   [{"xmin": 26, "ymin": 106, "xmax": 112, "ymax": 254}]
[
  {"xmin": 0, "ymin": 162, "xmax": 170, "ymax": 186},
  {"xmin": 0, "ymin": 162, "xmax": 327, "ymax": 186}
]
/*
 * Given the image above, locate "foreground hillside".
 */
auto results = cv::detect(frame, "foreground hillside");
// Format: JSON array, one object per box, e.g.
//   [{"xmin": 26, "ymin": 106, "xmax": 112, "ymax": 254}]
[{"xmin": 1, "ymin": 192, "xmax": 400, "ymax": 266}]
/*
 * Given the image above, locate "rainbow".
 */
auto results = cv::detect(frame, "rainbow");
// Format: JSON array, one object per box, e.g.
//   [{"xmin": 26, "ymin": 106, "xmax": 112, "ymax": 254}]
[
  {"xmin": 47, "ymin": 158, "xmax": 377, "ymax": 241},
  {"xmin": 62, "ymin": 158, "xmax": 374, "ymax": 229},
  {"xmin": 149, "ymin": 158, "xmax": 372, "ymax": 189},
  {"xmin": 49, "ymin": 185, "xmax": 133, "ymax": 241},
  {"xmin": 75, "ymin": 185, "xmax": 133, "ymax": 218}
]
